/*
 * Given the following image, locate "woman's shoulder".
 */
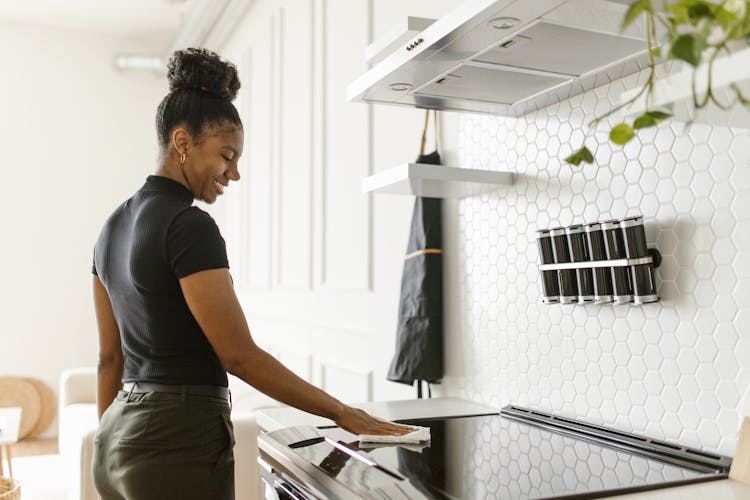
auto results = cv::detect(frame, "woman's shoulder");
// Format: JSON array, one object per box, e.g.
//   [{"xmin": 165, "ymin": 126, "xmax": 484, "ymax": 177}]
[
  {"xmin": 172, "ymin": 205, "xmax": 217, "ymax": 224},
  {"xmin": 166, "ymin": 206, "xmax": 228, "ymax": 275},
  {"xmin": 169, "ymin": 206, "xmax": 222, "ymax": 238}
]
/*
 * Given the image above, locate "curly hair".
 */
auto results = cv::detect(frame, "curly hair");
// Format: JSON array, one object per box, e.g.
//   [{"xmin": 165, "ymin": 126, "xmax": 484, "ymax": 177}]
[{"xmin": 155, "ymin": 48, "xmax": 242, "ymax": 151}]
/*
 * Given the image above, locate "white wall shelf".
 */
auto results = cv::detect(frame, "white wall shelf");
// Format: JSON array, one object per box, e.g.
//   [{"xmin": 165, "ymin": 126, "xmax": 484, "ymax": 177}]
[
  {"xmin": 620, "ymin": 45, "xmax": 750, "ymax": 128},
  {"xmin": 362, "ymin": 163, "xmax": 514, "ymax": 198}
]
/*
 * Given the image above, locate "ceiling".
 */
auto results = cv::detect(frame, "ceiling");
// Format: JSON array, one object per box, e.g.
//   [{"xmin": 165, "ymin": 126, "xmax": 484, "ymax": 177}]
[{"xmin": 0, "ymin": 0, "xmax": 194, "ymax": 50}]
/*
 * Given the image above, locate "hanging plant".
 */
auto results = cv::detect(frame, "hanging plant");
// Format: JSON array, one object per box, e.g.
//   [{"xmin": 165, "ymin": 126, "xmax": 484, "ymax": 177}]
[{"xmin": 564, "ymin": 0, "xmax": 750, "ymax": 166}]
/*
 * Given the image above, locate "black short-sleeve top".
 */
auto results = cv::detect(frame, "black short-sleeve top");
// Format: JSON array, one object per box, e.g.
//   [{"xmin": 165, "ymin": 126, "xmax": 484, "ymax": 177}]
[{"xmin": 93, "ymin": 175, "xmax": 229, "ymax": 386}]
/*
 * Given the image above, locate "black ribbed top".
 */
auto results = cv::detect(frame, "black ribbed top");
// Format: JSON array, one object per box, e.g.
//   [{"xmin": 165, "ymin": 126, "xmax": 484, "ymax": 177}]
[{"xmin": 93, "ymin": 175, "xmax": 229, "ymax": 386}]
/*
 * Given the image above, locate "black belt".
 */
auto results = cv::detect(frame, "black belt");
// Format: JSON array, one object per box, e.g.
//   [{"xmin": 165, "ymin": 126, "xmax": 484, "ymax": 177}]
[{"xmin": 122, "ymin": 382, "xmax": 230, "ymax": 401}]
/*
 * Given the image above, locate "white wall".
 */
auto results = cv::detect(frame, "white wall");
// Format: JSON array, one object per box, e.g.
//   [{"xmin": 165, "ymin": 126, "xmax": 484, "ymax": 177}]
[
  {"xmin": 0, "ymin": 20, "xmax": 165, "ymax": 434},
  {"xmin": 216, "ymin": 0, "xmax": 463, "ymax": 404},
  {"xmin": 451, "ymin": 71, "xmax": 750, "ymax": 459}
]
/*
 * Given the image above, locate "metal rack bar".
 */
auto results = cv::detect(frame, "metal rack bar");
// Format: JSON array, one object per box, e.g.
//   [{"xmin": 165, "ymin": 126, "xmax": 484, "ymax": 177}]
[
  {"xmin": 539, "ymin": 256, "xmax": 653, "ymax": 271},
  {"xmin": 500, "ymin": 405, "xmax": 732, "ymax": 474}
]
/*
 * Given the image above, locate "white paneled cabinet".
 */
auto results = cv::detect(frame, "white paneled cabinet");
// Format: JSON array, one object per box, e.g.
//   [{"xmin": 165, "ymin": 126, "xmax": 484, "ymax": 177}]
[
  {"xmin": 221, "ymin": 0, "xmax": 464, "ymax": 405},
  {"xmin": 276, "ymin": 1, "xmax": 314, "ymax": 290},
  {"xmin": 321, "ymin": 0, "xmax": 372, "ymax": 291},
  {"xmin": 241, "ymin": 14, "xmax": 273, "ymax": 290}
]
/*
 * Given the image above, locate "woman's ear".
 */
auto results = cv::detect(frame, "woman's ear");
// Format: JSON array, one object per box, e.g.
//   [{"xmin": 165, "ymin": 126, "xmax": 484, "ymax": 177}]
[{"xmin": 171, "ymin": 127, "xmax": 191, "ymax": 156}]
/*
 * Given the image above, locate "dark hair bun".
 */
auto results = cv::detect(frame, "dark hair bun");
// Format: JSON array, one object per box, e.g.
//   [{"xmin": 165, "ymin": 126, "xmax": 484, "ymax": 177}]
[{"xmin": 167, "ymin": 48, "xmax": 240, "ymax": 101}]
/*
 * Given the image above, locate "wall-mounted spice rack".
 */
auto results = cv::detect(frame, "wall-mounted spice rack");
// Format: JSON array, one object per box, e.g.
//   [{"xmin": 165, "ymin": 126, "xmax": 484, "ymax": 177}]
[
  {"xmin": 537, "ymin": 216, "xmax": 662, "ymax": 306},
  {"xmin": 539, "ymin": 255, "xmax": 659, "ymax": 271}
]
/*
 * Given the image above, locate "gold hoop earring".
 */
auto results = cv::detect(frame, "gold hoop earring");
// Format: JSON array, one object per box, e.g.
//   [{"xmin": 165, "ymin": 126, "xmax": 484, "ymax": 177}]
[{"xmin": 180, "ymin": 153, "xmax": 186, "ymax": 165}]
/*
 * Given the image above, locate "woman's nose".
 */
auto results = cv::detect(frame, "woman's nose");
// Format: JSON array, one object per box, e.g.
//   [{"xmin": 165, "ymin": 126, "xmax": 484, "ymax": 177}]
[{"xmin": 227, "ymin": 165, "xmax": 240, "ymax": 181}]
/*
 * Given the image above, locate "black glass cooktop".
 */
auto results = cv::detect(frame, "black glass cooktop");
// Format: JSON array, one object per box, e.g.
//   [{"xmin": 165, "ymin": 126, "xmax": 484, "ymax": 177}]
[{"xmin": 283, "ymin": 406, "xmax": 731, "ymax": 500}]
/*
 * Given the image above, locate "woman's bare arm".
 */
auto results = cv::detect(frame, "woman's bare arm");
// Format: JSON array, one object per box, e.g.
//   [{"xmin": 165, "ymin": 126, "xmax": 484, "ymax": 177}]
[
  {"xmin": 180, "ymin": 268, "xmax": 410, "ymax": 436},
  {"xmin": 93, "ymin": 276, "xmax": 124, "ymax": 419}
]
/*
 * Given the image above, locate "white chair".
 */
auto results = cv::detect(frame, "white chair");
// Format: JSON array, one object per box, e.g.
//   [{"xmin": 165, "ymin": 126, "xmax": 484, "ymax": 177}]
[
  {"xmin": 0, "ymin": 406, "xmax": 22, "ymax": 478},
  {"xmin": 58, "ymin": 368, "xmax": 280, "ymax": 500}
]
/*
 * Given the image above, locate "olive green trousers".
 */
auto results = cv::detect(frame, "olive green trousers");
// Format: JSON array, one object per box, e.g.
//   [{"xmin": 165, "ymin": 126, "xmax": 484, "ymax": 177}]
[{"xmin": 92, "ymin": 389, "xmax": 235, "ymax": 500}]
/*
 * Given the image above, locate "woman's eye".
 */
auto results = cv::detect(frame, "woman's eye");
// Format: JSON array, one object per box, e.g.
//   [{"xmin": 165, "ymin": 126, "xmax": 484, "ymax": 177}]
[{"xmin": 222, "ymin": 156, "xmax": 232, "ymax": 162}]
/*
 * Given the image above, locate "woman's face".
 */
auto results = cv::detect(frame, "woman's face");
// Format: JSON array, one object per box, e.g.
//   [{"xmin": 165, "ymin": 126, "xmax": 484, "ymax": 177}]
[{"xmin": 182, "ymin": 123, "xmax": 244, "ymax": 204}]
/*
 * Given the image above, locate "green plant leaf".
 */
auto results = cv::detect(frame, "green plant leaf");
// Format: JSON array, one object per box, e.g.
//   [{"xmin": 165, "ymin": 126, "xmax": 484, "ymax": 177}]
[
  {"xmin": 728, "ymin": 3, "xmax": 750, "ymax": 39},
  {"xmin": 622, "ymin": 0, "xmax": 649, "ymax": 30},
  {"xmin": 669, "ymin": 33, "xmax": 706, "ymax": 66},
  {"xmin": 633, "ymin": 114, "xmax": 657, "ymax": 129},
  {"xmin": 633, "ymin": 110, "xmax": 672, "ymax": 129},
  {"xmin": 739, "ymin": 2, "xmax": 750, "ymax": 36},
  {"xmin": 687, "ymin": 2, "xmax": 714, "ymax": 23},
  {"xmin": 564, "ymin": 146, "xmax": 594, "ymax": 166},
  {"xmin": 714, "ymin": 2, "xmax": 742, "ymax": 33},
  {"xmin": 648, "ymin": 110, "xmax": 673, "ymax": 120},
  {"xmin": 610, "ymin": 123, "xmax": 636, "ymax": 145},
  {"xmin": 666, "ymin": 1, "xmax": 692, "ymax": 25}
]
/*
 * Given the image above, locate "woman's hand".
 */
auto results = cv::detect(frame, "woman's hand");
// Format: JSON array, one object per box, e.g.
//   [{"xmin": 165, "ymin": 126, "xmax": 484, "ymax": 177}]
[{"xmin": 335, "ymin": 406, "xmax": 414, "ymax": 436}]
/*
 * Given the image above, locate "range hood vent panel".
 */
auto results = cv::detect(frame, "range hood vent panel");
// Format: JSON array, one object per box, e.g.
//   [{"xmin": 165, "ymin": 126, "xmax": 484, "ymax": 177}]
[
  {"xmin": 474, "ymin": 21, "xmax": 647, "ymax": 77},
  {"xmin": 417, "ymin": 64, "xmax": 568, "ymax": 105}
]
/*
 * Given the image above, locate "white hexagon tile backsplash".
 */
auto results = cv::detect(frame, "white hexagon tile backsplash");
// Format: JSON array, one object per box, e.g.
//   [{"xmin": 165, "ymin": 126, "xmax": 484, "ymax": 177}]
[{"xmin": 450, "ymin": 66, "xmax": 750, "ymax": 456}]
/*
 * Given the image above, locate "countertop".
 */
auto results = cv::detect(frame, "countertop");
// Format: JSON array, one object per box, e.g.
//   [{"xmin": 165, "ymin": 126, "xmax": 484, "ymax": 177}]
[
  {"xmin": 255, "ymin": 398, "xmax": 750, "ymax": 499},
  {"xmin": 255, "ymin": 397, "xmax": 498, "ymax": 432}
]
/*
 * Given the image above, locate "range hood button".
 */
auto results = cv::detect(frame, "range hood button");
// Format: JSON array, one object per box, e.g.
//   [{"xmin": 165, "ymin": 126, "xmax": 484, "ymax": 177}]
[
  {"xmin": 389, "ymin": 83, "xmax": 413, "ymax": 91},
  {"xmin": 489, "ymin": 17, "xmax": 520, "ymax": 30},
  {"xmin": 405, "ymin": 38, "xmax": 424, "ymax": 51}
]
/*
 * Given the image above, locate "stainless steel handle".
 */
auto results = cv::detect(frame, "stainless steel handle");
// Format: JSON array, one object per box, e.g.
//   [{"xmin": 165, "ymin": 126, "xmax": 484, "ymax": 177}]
[
  {"xmin": 259, "ymin": 464, "xmax": 282, "ymax": 500},
  {"xmin": 259, "ymin": 463, "xmax": 315, "ymax": 500}
]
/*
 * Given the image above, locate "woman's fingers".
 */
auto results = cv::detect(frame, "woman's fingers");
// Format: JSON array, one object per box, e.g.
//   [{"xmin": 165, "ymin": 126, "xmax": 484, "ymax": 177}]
[
  {"xmin": 336, "ymin": 406, "xmax": 416, "ymax": 436},
  {"xmin": 372, "ymin": 421, "xmax": 413, "ymax": 434},
  {"xmin": 367, "ymin": 425, "xmax": 413, "ymax": 436}
]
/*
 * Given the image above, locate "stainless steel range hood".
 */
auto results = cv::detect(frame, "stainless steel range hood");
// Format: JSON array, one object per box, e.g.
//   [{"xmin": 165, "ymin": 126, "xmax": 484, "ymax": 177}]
[{"xmin": 347, "ymin": 0, "xmax": 651, "ymax": 116}]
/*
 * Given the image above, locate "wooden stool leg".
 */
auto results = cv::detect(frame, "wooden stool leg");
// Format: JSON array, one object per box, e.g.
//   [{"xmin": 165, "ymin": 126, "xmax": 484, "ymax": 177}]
[
  {"xmin": 730, "ymin": 417, "xmax": 750, "ymax": 485},
  {"xmin": 0, "ymin": 445, "xmax": 4, "ymax": 477}
]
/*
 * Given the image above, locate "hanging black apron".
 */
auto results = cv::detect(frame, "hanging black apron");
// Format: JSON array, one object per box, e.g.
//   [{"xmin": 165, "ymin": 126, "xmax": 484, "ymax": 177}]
[{"xmin": 387, "ymin": 110, "xmax": 444, "ymax": 398}]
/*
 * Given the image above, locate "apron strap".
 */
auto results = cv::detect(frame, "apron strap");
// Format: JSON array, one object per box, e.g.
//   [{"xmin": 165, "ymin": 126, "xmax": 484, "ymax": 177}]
[
  {"xmin": 404, "ymin": 248, "xmax": 442, "ymax": 260},
  {"xmin": 419, "ymin": 110, "xmax": 440, "ymax": 157}
]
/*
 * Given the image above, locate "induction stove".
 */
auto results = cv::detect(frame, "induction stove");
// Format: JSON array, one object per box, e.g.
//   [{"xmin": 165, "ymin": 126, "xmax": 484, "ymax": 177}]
[{"xmin": 257, "ymin": 405, "xmax": 732, "ymax": 499}]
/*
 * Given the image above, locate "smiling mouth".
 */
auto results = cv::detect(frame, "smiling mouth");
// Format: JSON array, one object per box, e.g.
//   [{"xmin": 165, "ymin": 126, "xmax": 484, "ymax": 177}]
[{"xmin": 214, "ymin": 180, "xmax": 226, "ymax": 195}]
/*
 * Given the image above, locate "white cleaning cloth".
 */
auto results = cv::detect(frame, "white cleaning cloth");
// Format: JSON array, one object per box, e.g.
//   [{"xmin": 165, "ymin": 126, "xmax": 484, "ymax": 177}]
[
  {"xmin": 361, "ymin": 442, "xmax": 429, "ymax": 453},
  {"xmin": 358, "ymin": 424, "xmax": 430, "ymax": 444}
]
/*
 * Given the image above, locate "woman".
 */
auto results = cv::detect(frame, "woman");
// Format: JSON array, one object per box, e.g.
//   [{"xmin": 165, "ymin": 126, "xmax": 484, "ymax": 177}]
[{"xmin": 91, "ymin": 48, "xmax": 410, "ymax": 500}]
